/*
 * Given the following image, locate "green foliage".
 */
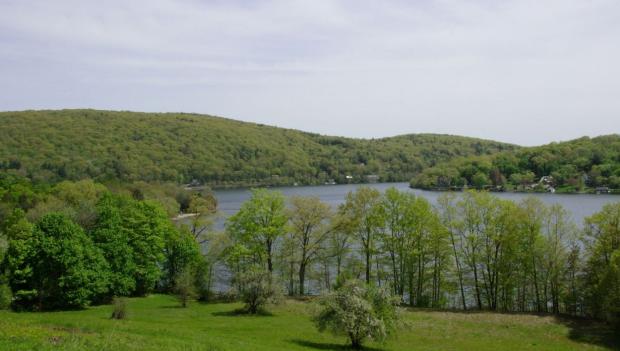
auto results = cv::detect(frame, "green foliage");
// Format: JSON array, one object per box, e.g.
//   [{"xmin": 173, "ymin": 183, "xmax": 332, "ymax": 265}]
[
  {"xmin": 234, "ymin": 267, "xmax": 283, "ymax": 314},
  {"xmin": 86, "ymin": 192, "xmax": 176, "ymax": 299},
  {"xmin": 0, "ymin": 176, "xmax": 208, "ymax": 309},
  {"xmin": 162, "ymin": 227, "xmax": 202, "ymax": 292},
  {"xmin": 173, "ymin": 268, "xmax": 198, "ymax": 308},
  {"xmin": 0, "ymin": 109, "xmax": 514, "ymax": 186},
  {"xmin": 314, "ymin": 280, "xmax": 400, "ymax": 349},
  {"xmin": 1, "ymin": 294, "xmax": 614, "ymax": 351},
  {"xmin": 5, "ymin": 213, "xmax": 109, "ymax": 310},
  {"xmin": 0, "ymin": 283, "xmax": 11, "ymax": 310},
  {"xmin": 123, "ymin": 200, "xmax": 169, "ymax": 296},
  {"xmin": 583, "ymin": 203, "xmax": 620, "ymax": 323},
  {"xmin": 227, "ymin": 189, "xmax": 287, "ymax": 273},
  {"xmin": 287, "ymin": 195, "xmax": 333, "ymax": 295},
  {"xmin": 194, "ymin": 256, "xmax": 213, "ymax": 301},
  {"xmin": 111, "ymin": 297, "xmax": 129, "ymax": 320},
  {"xmin": 338, "ymin": 187, "xmax": 383, "ymax": 284},
  {"xmin": 90, "ymin": 193, "xmax": 137, "ymax": 299},
  {"xmin": 412, "ymin": 135, "xmax": 620, "ymax": 191}
]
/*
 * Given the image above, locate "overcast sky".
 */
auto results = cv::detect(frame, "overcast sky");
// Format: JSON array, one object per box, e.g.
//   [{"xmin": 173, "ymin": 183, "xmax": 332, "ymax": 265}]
[{"xmin": 1, "ymin": 0, "xmax": 619, "ymax": 145}]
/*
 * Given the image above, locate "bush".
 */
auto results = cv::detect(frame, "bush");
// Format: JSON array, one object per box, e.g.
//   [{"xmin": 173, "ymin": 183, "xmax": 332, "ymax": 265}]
[
  {"xmin": 174, "ymin": 268, "xmax": 197, "ymax": 308},
  {"xmin": 0, "ymin": 284, "xmax": 11, "ymax": 309},
  {"xmin": 194, "ymin": 258, "xmax": 213, "ymax": 301},
  {"xmin": 111, "ymin": 297, "xmax": 128, "ymax": 320},
  {"xmin": 314, "ymin": 280, "xmax": 400, "ymax": 349},
  {"xmin": 235, "ymin": 267, "xmax": 282, "ymax": 314}
]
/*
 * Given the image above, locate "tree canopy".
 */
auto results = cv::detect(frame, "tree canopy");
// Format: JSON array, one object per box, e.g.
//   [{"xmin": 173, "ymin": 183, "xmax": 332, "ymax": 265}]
[
  {"xmin": 0, "ymin": 109, "xmax": 514, "ymax": 187},
  {"xmin": 411, "ymin": 135, "xmax": 620, "ymax": 192}
]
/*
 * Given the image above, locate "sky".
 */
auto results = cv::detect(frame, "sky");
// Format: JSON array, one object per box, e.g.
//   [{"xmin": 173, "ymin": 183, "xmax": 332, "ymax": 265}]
[{"xmin": 0, "ymin": 0, "xmax": 619, "ymax": 146}]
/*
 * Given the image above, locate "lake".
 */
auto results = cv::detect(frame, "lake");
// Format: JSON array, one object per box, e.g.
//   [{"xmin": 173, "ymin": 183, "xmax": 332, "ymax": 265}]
[
  {"xmin": 208, "ymin": 182, "xmax": 619, "ymax": 293},
  {"xmin": 214, "ymin": 182, "xmax": 620, "ymax": 226}
]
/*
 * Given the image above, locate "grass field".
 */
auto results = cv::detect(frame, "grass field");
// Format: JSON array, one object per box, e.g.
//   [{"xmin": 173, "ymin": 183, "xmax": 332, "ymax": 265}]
[{"xmin": 0, "ymin": 295, "xmax": 617, "ymax": 351}]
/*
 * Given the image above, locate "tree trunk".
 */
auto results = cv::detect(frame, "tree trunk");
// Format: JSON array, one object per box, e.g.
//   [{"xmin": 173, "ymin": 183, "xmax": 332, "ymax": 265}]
[
  {"xmin": 532, "ymin": 257, "xmax": 541, "ymax": 312},
  {"xmin": 450, "ymin": 232, "xmax": 467, "ymax": 310},
  {"xmin": 266, "ymin": 239, "xmax": 274, "ymax": 273},
  {"xmin": 365, "ymin": 249, "xmax": 371, "ymax": 284},
  {"xmin": 472, "ymin": 257, "xmax": 483, "ymax": 310},
  {"xmin": 299, "ymin": 262, "xmax": 306, "ymax": 295}
]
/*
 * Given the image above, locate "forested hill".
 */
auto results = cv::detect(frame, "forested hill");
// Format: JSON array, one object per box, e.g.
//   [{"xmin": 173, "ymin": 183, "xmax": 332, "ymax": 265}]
[
  {"xmin": 0, "ymin": 109, "xmax": 515, "ymax": 187},
  {"xmin": 411, "ymin": 134, "xmax": 620, "ymax": 193}
]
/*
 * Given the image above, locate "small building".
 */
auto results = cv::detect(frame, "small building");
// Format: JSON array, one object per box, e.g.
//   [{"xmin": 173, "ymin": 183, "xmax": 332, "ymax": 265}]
[
  {"xmin": 539, "ymin": 176, "xmax": 554, "ymax": 185},
  {"xmin": 596, "ymin": 186, "xmax": 610, "ymax": 194}
]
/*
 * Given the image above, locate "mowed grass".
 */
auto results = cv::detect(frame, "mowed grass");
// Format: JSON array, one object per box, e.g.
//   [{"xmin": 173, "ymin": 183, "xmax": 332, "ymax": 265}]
[{"xmin": 0, "ymin": 295, "xmax": 617, "ymax": 351}]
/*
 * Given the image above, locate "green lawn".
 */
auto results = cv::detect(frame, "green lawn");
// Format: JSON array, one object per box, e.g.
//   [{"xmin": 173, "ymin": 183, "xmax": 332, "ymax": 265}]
[{"xmin": 0, "ymin": 295, "xmax": 617, "ymax": 351}]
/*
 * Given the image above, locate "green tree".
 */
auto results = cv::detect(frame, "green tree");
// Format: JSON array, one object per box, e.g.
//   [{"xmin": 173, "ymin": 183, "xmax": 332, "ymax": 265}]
[
  {"xmin": 471, "ymin": 171, "xmax": 490, "ymax": 189},
  {"xmin": 163, "ymin": 226, "xmax": 202, "ymax": 291},
  {"xmin": 339, "ymin": 187, "xmax": 383, "ymax": 284},
  {"xmin": 288, "ymin": 195, "xmax": 333, "ymax": 295},
  {"xmin": 234, "ymin": 266, "xmax": 282, "ymax": 314},
  {"xmin": 314, "ymin": 280, "xmax": 399, "ymax": 349},
  {"xmin": 379, "ymin": 187, "xmax": 412, "ymax": 298},
  {"xmin": 90, "ymin": 193, "xmax": 137, "ymax": 298},
  {"xmin": 517, "ymin": 197, "xmax": 547, "ymax": 312},
  {"xmin": 185, "ymin": 192, "xmax": 218, "ymax": 244},
  {"xmin": 227, "ymin": 189, "xmax": 287, "ymax": 273},
  {"xmin": 174, "ymin": 267, "xmax": 198, "ymax": 308},
  {"xmin": 583, "ymin": 202, "xmax": 620, "ymax": 322},
  {"xmin": 5, "ymin": 213, "xmax": 109, "ymax": 310},
  {"xmin": 122, "ymin": 200, "xmax": 169, "ymax": 296},
  {"xmin": 542, "ymin": 204, "xmax": 574, "ymax": 314}
]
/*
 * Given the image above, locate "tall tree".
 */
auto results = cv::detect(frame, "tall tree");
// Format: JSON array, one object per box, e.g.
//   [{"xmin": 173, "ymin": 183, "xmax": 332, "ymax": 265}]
[
  {"xmin": 583, "ymin": 202, "xmax": 620, "ymax": 321},
  {"xmin": 122, "ymin": 200, "xmax": 169, "ymax": 296},
  {"xmin": 437, "ymin": 193, "xmax": 468, "ymax": 310},
  {"xmin": 90, "ymin": 193, "xmax": 137, "ymax": 298},
  {"xmin": 288, "ymin": 196, "xmax": 333, "ymax": 295},
  {"xmin": 457, "ymin": 191, "xmax": 488, "ymax": 310},
  {"xmin": 185, "ymin": 193, "xmax": 218, "ymax": 244},
  {"xmin": 227, "ymin": 189, "xmax": 287, "ymax": 273},
  {"xmin": 517, "ymin": 197, "xmax": 547, "ymax": 312},
  {"xmin": 338, "ymin": 187, "xmax": 383, "ymax": 284},
  {"xmin": 379, "ymin": 187, "xmax": 411, "ymax": 298},
  {"xmin": 542, "ymin": 204, "xmax": 573, "ymax": 314}
]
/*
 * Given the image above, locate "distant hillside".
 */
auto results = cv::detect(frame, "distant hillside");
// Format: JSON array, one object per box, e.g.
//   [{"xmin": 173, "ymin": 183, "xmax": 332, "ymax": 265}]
[
  {"xmin": 411, "ymin": 135, "xmax": 620, "ymax": 193},
  {"xmin": 0, "ymin": 109, "xmax": 516, "ymax": 187}
]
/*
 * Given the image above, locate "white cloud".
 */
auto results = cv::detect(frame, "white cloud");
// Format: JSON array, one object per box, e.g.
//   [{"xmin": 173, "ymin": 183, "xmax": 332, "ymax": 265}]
[{"xmin": 1, "ymin": 0, "xmax": 619, "ymax": 145}]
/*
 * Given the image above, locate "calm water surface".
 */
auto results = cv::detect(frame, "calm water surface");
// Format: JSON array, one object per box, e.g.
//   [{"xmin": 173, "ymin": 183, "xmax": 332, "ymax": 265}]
[
  {"xmin": 215, "ymin": 182, "xmax": 620, "ymax": 225},
  {"xmin": 209, "ymin": 183, "xmax": 619, "ymax": 292}
]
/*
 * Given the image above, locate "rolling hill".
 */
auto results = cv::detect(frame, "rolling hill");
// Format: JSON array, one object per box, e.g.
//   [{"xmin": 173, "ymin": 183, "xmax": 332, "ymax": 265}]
[
  {"xmin": 0, "ymin": 109, "xmax": 516, "ymax": 187},
  {"xmin": 411, "ymin": 134, "xmax": 620, "ymax": 192}
]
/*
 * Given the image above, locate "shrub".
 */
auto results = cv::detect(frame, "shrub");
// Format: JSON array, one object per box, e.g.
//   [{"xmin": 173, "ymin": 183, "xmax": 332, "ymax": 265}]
[
  {"xmin": 194, "ymin": 258, "xmax": 213, "ymax": 301},
  {"xmin": 0, "ymin": 283, "xmax": 11, "ymax": 309},
  {"xmin": 111, "ymin": 297, "xmax": 128, "ymax": 320},
  {"xmin": 314, "ymin": 279, "xmax": 400, "ymax": 349},
  {"xmin": 174, "ymin": 268, "xmax": 197, "ymax": 308},
  {"xmin": 235, "ymin": 267, "xmax": 282, "ymax": 314}
]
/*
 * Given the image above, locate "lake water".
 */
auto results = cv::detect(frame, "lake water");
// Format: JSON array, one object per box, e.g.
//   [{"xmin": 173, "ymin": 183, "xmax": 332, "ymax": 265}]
[
  {"xmin": 214, "ymin": 182, "xmax": 620, "ymax": 226},
  {"xmin": 208, "ymin": 183, "xmax": 619, "ymax": 293}
]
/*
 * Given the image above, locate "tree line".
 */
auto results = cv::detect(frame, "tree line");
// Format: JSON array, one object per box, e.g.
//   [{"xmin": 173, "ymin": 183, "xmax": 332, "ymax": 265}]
[
  {"xmin": 1, "ymin": 174, "xmax": 618, "ymax": 326},
  {"xmin": 222, "ymin": 187, "xmax": 619, "ymax": 324},
  {"xmin": 0, "ymin": 175, "xmax": 214, "ymax": 310},
  {"xmin": 0, "ymin": 109, "xmax": 513, "ymax": 187},
  {"xmin": 411, "ymin": 134, "xmax": 620, "ymax": 193}
]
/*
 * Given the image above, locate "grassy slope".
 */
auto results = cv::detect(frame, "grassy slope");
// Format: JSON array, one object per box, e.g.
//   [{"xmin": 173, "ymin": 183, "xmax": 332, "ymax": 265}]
[{"xmin": 0, "ymin": 295, "xmax": 616, "ymax": 351}]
